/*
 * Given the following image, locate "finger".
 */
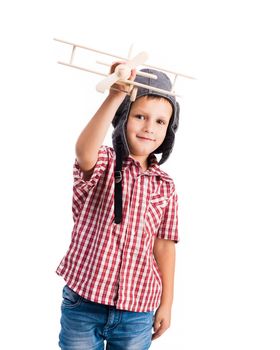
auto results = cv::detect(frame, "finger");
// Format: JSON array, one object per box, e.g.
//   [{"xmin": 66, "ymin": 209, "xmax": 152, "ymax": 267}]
[
  {"xmin": 129, "ymin": 68, "xmax": 137, "ymax": 80},
  {"xmin": 153, "ymin": 320, "xmax": 161, "ymax": 333},
  {"xmin": 110, "ymin": 61, "xmax": 126, "ymax": 74},
  {"xmin": 152, "ymin": 320, "xmax": 162, "ymax": 338},
  {"xmin": 152, "ymin": 325, "xmax": 168, "ymax": 340},
  {"xmin": 152, "ymin": 319, "xmax": 170, "ymax": 340},
  {"xmin": 110, "ymin": 62, "xmax": 118, "ymax": 74}
]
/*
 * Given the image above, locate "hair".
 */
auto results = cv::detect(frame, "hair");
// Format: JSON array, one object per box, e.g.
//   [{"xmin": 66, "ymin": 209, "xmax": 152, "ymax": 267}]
[
  {"xmin": 141, "ymin": 94, "xmax": 173, "ymax": 105},
  {"xmin": 129, "ymin": 94, "xmax": 174, "ymax": 119}
]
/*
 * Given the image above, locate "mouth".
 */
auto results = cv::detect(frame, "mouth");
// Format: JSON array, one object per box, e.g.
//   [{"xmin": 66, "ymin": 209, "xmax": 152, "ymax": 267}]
[{"xmin": 137, "ymin": 136, "xmax": 156, "ymax": 142}]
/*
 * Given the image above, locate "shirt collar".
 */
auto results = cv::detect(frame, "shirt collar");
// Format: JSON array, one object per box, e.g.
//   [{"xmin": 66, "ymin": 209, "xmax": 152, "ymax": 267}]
[{"xmin": 122, "ymin": 153, "xmax": 173, "ymax": 182}]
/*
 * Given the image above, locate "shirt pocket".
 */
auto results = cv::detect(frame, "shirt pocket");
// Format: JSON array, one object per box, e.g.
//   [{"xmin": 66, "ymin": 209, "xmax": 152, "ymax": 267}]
[
  {"xmin": 149, "ymin": 193, "xmax": 168, "ymax": 207},
  {"xmin": 145, "ymin": 193, "xmax": 169, "ymax": 236}
]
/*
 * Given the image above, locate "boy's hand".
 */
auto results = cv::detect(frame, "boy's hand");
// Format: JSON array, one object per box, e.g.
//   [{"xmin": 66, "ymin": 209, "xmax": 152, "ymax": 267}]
[
  {"xmin": 152, "ymin": 304, "xmax": 172, "ymax": 341},
  {"xmin": 109, "ymin": 62, "xmax": 136, "ymax": 97}
]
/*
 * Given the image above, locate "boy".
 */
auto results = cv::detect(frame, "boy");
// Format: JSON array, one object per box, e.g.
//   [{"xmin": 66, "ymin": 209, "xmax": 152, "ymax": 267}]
[{"xmin": 57, "ymin": 65, "xmax": 180, "ymax": 350}]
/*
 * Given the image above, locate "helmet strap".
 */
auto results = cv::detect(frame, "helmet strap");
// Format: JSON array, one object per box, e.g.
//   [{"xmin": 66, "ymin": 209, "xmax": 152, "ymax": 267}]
[{"xmin": 114, "ymin": 137, "xmax": 123, "ymax": 224}]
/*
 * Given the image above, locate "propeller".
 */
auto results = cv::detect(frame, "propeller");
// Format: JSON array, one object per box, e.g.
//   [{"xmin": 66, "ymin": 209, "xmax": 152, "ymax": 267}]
[{"xmin": 96, "ymin": 51, "xmax": 148, "ymax": 93}]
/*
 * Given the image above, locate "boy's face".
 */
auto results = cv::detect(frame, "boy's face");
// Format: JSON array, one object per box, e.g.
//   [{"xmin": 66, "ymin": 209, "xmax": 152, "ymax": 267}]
[{"xmin": 125, "ymin": 96, "xmax": 172, "ymax": 163}]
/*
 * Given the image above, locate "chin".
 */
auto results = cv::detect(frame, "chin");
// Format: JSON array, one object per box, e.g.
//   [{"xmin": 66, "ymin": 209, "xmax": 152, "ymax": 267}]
[
  {"xmin": 132, "ymin": 151, "xmax": 150, "ymax": 157},
  {"xmin": 140, "ymin": 144, "xmax": 156, "ymax": 153}
]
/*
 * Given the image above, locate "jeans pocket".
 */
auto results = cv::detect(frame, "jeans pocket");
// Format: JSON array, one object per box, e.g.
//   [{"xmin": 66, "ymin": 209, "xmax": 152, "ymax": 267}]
[{"xmin": 62, "ymin": 285, "xmax": 83, "ymax": 309}]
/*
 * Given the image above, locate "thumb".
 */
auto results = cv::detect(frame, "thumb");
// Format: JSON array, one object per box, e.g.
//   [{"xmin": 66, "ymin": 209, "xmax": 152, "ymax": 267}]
[{"xmin": 153, "ymin": 319, "xmax": 162, "ymax": 332}]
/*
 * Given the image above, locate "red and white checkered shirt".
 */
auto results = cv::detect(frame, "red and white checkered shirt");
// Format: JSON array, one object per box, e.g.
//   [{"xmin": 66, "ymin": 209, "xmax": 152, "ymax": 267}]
[{"xmin": 56, "ymin": 145, "xmax": 179, "ymax": 312}]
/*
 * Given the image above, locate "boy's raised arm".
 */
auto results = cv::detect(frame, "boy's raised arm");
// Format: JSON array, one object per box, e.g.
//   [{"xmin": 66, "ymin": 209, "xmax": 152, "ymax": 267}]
[
  {"xmin": 75, "ymin": 65, "xmax": 136, "ymax": 173},
  {"xmin": 75, "ymin": 94, "xmax": 125, "ymax": 172}
]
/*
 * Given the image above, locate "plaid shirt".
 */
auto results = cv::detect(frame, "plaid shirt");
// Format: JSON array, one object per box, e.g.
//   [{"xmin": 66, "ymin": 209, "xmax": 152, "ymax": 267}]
[{"xmin": 56, "ymin": 145, "xmax": 179, "ymax": 312}]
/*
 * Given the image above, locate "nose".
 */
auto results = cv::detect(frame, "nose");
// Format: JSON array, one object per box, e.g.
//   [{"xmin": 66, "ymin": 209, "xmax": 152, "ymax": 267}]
[{"xmin": 143, "ymin": 119, "xmax": 154, "ymax": 134}]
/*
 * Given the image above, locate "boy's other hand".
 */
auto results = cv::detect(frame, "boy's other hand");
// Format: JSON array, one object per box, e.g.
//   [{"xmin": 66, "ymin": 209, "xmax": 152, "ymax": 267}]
[
  {"xmin": 109, "ymin": 61, "xmax": 136, "ymax": 97},
  {"xmin": 152, "ymin": 304, "xmax": 172, "ymax": 341}
]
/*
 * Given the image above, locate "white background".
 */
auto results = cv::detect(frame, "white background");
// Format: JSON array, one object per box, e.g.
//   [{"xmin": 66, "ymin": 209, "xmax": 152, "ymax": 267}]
[{"xmin": 1, "ymin": 1, "xmax": 280, "ymax": 349}]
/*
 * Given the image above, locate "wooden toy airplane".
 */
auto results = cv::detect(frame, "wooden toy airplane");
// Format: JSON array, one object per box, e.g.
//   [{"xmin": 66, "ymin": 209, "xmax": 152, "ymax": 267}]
[{"xmin": 54, "ymin": 38, "xmax": 195, "ymax": 101}]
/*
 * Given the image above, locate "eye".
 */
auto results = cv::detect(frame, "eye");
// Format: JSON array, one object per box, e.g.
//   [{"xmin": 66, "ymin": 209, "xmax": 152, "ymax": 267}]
[
  {"xmin": 135, "ymin": 114, "xmax": 145, "ymax": 120},
  {"xmin": 157, "ymin": 119, "xmax": 166, "ymax": 125}
]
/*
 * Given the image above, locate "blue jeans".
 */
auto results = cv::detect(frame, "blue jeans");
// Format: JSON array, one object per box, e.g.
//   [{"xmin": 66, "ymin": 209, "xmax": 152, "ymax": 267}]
[{"xmin": 59, "ymin": 285, "xmax": 155, "ymax": 349}]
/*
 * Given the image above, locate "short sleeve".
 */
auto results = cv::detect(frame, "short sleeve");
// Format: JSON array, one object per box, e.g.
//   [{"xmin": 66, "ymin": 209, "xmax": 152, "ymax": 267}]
[
  {"xmin": 72, "ymin": 145, "xmax": 111, "ymax": 220},
  {"xmin": 156, "ymin": 191, "xmax": 179, "ymax": 243}
]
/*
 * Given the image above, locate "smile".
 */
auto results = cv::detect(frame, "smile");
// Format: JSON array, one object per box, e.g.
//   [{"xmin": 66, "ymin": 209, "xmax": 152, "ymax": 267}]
[{"xmin": 137, "ymin": 136, "xmax": 155, "ymax": 142}]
